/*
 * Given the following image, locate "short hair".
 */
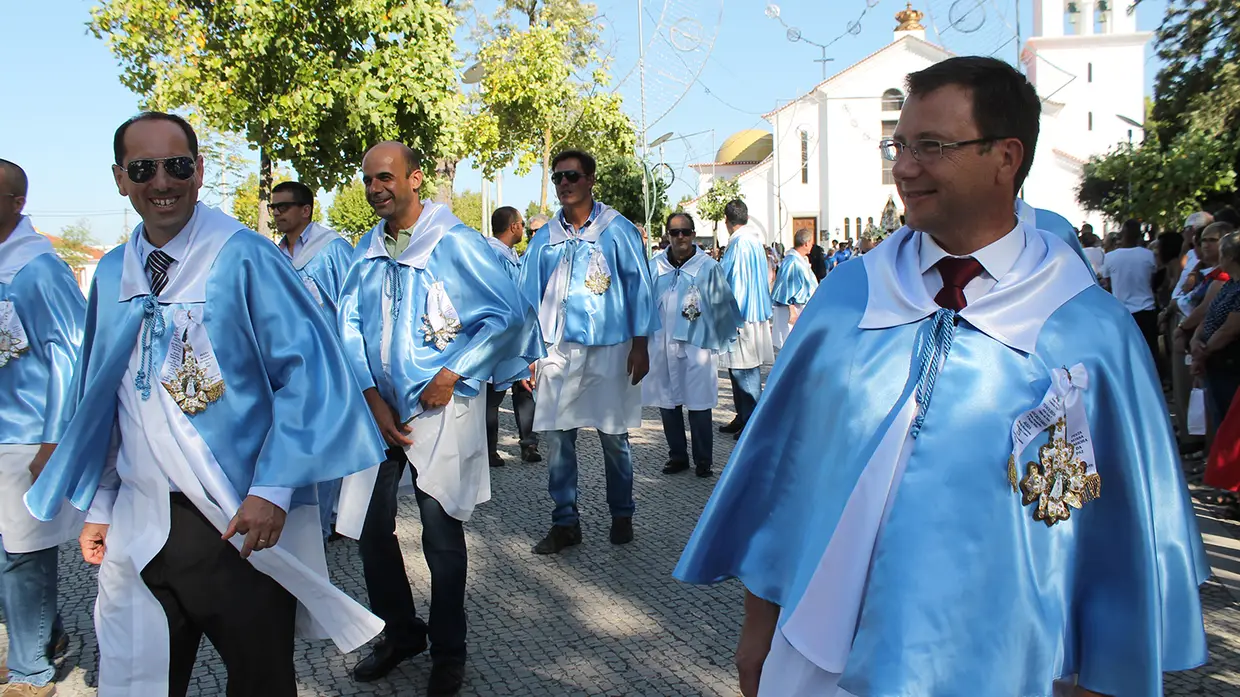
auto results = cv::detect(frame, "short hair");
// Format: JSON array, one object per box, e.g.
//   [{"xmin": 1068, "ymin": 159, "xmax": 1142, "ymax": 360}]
[
  {"xmin": 905, "ymin": 56, "xmax": 1041, "ymax": 194},
  {"xmin": 491, "ymin": 206, "xmax": 521, "ymax": 234},
  {"xmin": 1081, "ymin": 223, "xmax": 1094, "ymax": 234},
  {"xmin": 0, "ymin": 159, "xmax": 28, "ymax": 197},
  {"xmin": 551, "ymin": 149, "xmax": 597, "ymax": 177},
  {"xmin": 1184, "ymin": 211, "xmax": 1214, "ymax": 232},
  {"xmin": 793, "ymin": 228, "xmax": 812, "ymax": 247},
  {"xmin": 665, "ymin": 212, "xmax": 694, "ymax": 232},
  {"xmin": 272, "ymin": 181, "xmax": 314, "ymax": 208},
  {"xmin": 113, "ymin": 112, "xmax": 199, "ymax": 165},
  {"xmin": 1217, "ymin": 225, "xmax": 1240, "ymax": 264},
  {"xmin": 1121, "ymin": 219, "xmax": 1143, "ymax": 244},
  {"xmin": 724, "ymin": 199, "xmax": 749, "ymax": 226},
  {"xmin": 528, "ymin": 214, "xmax": 549, "ymax": 231},
  {"xmin": 1214, "ymin": 207, "xmax": 1240, "ymax": 228},
  {"xmin": 1157, "ymin": 232, "xmax": 1184, "ymax": 265}
]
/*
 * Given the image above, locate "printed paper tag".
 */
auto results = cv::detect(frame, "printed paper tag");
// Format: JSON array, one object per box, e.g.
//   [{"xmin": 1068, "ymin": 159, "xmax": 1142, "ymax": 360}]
[
  {"xmin": 0, "ymin": 300, "xmax": 29, "ymax": 368},
  {"xmin": 160, "ymin": 307, "xmax": 226, "ymax": 414}
]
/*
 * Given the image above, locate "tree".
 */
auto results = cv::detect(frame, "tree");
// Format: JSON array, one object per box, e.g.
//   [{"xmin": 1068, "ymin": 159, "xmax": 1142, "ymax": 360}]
[
  {"xmin": 327, "ymin": 180, "xmax": 379, "ymax": 245},
  {"xmin": 466, "ymin": 0, "xmax": 636, "ymax": 212},
  {"xmin": 593, "ymin": 154, "xmax": 671, "ymax": 231},
  {"xmin": 1149, "ymin": 0, "xmax": 1240, "ymax": 145},
  {"xmin": 525, "ymin": 201, "xmax": 544, "ymax": 220},
  {"xmin": 90, "ymin": 0, "xmax": 462, "ymax": 236},
  {"xmin": 452, "ymin": 190, "xmax": 485, "ymax": 233},
  {"xmin": 53, "ymin": 220, "xmax": 99, "ymax": 271},
  {"xmin": 231, "ymin": 172, "xmax": 322, "ymax": 234},
  {"xmin": 698, "ymin": 177, "xmax": 744, "ymax": 239}
]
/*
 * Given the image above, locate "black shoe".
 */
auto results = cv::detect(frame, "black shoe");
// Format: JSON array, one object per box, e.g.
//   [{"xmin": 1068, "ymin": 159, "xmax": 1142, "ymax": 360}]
[
  {"xmin": 695, "ymin": 463, "xmax": 714, "ymax": 478},
  {"xmin": 719, "ymin": 419, "xmax": 742, "ymax": 434},
  {"xmin": 662, "ymin": 459, "xmax": 690, "ymax": 474},
  {"xmin": 732, "ymin": 429, "xmax": 743, "ymax": 441},
  {"xmin": 610, "ymin": 516, "xmax": 633, "ymax": 544},
  {"xmin": 427, "ymin": 661, "xmax": 466, "ymax": 697},
  {"xmin": 489, "ymin": 452, "xmax": 505, "ymax": 468},
  {"xmin": 353, "ymin": 635, "xmax": 429, "ymax": 682},
  {"xmin": 532, "ymin": 524, "xmax": 582, "ymax": 554},
  {"xmin": 521, "ymin": 445, "xmax": 542, "ymax": 463}
]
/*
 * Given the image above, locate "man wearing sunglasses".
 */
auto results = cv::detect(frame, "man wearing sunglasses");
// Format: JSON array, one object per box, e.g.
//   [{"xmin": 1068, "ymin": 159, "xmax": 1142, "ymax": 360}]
[
  {"xmin": 717, "ymin": 199, "xmax": 774, "ymax": 441},
  {"xmin": 518, "ymin": 149, "xmax": 658, "ymax": 555},
  {"xmin": 0, "ymin": 160, "xmax": 84, "ymax": 697},
  {"xmin": 270, "ymin": 180, "xmax": 356, "ymax": 541},
  {"xmin": 642, "ymin": 213, "xmax": 743, "ymax": 479},
  {"xmin": 25, "ymin": 112, "xmax": 388, "ymax": 697},
  {"xmin": 677, "ymin": 57, "xmax": 1207, "ymax": 697}
]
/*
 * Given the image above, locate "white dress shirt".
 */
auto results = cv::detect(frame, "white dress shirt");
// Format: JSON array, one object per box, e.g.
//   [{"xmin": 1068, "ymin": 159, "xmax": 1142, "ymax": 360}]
[
  {"xmin": 1101, "ymin": 246, "xmax": 1157, "ymax": 313},
  {"xmin": 917, "ymin": 222, "xmax": 1026, "ymax": 307},
  {"xmin": 1173, "ymin": 249, "xmax": 1201, "ymax": 316}
]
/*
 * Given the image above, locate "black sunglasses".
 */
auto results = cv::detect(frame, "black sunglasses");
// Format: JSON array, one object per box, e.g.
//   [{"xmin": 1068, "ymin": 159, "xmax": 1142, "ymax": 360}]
[
  {"xmin": 123, "ymin": 156, "xmax": 196, "ymax": 184},
  {"xmin": 551, "ymin": 170, "xmax": 583, "ymax": 185},
  {"xmin": 267, "ymin": 202, "xmax": 305, "ymax": 215},
  {"xmin": 667, "ymin": 227, "xmax": 695, "ymax": 237}
]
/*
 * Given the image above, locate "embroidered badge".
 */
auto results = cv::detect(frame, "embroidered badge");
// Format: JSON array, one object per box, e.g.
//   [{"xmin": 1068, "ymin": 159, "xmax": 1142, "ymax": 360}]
[
  {"xmin": 0, "ymin": 301, "xmax": 29, "ymax": 368},
  {"xmin": 584, "ymin": 246, "xmax": 612, "ymax": 294},
  {"xmin": 302, "ymin": 275, "xmax": 324, "ymax": 307},
  {"xmin": 681, "ymin": 284, "xmax": 702, "ymax": 321},
  {"xmin": 420, "ymin": 281, "xmax": 462, "ymax": 351},
  {"xmin": 1018, "ymin": 418, "xmax": 1102, "ymax": 526},
  {"xmin": 160, "ymin": 309, "xmax": 226, "ymax": 415}
]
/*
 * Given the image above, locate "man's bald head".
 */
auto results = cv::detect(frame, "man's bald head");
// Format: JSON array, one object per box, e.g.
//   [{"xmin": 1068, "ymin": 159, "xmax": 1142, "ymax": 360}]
[
  {"xmin": 0, "ymin": 159, "xmax": 28, "ymax": 197},
  {"xmin": 365, "ymin": 141, "xmax": 422, "ymax": 177}
]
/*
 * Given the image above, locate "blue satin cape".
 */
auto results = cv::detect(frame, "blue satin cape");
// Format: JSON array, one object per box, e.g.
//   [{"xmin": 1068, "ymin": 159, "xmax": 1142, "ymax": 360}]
[
  {"xmin": 650, "ymin": 250, "xmax": 743, "ymax": 352},
  {"xmin": 721, "ymin": 230, "xmax": 773, "ymax": 323},
  {"xmin": 299, "ymin": 237, "xmax": 356, "ymax": 320},
  {"xmin": 26, "ymin": 228, "xmax": 386, "ymax": 520},
  {"xmin": 0, "ymin": 253, "xmax": 86, "ymax": 444},
  {"xmin": 770, "ymin": 254, "xmax": 817, "ymax": 306},
  {"xmin": 339, "ymin": 215, "xmax": 543, "ymax": 424},
  {"xmin": 675, "ymin": 260, "xmax": 1208, "ymax": 696}
]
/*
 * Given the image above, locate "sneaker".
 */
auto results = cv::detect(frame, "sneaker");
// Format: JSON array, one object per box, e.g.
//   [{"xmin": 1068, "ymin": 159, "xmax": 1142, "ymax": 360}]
[
  {"xmin": 662, "ymin": 459, "xmax": 690, "ymax": 474},
  {"xmin": 610, "ymin": 516, "xmax": 633, "ymax": 545},
  {"xmin": 2, "ymin": 683, "xmax": 56, "ymax": 697},
  {"xmin": 532, "ymin": 523, "xmax": 582, "ymax": 554},
  {"xmin": 427, "ymin": 661, "xmax": 465, "ymax": 697},
  {"xmin": 521, "ymin": 445, "xmax": 542, "ymax": 463}
]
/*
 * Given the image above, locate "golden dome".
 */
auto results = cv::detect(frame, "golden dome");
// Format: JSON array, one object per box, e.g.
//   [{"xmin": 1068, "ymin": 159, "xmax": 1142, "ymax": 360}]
[{"xmin": 715, "ymin": 129, "xmax": 773, "ymax": 164}]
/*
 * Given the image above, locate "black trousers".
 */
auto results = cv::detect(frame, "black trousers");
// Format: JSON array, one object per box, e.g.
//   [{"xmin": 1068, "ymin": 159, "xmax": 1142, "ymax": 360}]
[
  {"xmin": 1133, "ymin": 309, "xmax": 1161, "ymax": 372},
  {"xmin": 485, "ymin": 382, "xmax": 537, "ymax": 455},
  {"xmin": 358, "ymin": 449, "xmax": 467, "ymax": 663},
  {"xmin": 140, "ymin": 493, "xmax": 297, "ymax": 697}
]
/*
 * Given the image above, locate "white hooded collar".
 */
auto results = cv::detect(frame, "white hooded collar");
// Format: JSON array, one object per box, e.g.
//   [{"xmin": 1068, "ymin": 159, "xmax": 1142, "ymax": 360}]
[
  {"xmin": 364, "ymin": 201, "xmax": 462, "ymax": 269},
  {"xmin": 654, "ymin": 247, "xmax": 710, "ymax": 278},
  {"xmin": 548, "ymin": 202, "xmax": 621, "ymax": 245},
  {"xmin": 486, "ymin": 235, "xmax": 519, "ymax": 266},
  {"xmin": 283, "ymin": 222, "xmax": 344, "ymax": 270},
  {"xmin": 0, "ymin": 216, "xmax": 55, "ymax": 284},
  {"xmin": 119, "ymin": 203, "xmax": 246, "ymax": 303}
]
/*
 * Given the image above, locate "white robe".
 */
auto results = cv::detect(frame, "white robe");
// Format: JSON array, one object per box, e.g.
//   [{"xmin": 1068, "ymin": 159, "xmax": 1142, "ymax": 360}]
[
  {"xmin": 0, "ymin": 445, "xmax": 83, "ymax": 553},
  {"xmin": 534, "ymin": 340, "xmax": 641, "ymax": 434},
  {"xmin": 719, "ymin": 320, "xmax": 773, "ymax": 371},
  {"xmin": 642, "ymin": 281, "xmax": 720, "ymax": 412},
  {"xmin": 772, "ymin": 305, "xmax": 801, "ymax": 350}
]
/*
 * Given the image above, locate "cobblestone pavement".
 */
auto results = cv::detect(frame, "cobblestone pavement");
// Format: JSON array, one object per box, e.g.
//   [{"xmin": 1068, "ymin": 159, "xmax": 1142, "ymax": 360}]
[{"xmin": 6, "ymin": 372, "xmax": 1240, "ymax": 696}]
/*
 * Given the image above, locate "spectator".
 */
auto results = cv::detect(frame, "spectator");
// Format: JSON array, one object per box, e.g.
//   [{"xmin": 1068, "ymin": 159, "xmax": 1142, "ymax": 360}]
[
  {"xmin": 807, "ymin": 240, "xmax": 828, "ymax": 280},
  {"xmin": 1191, "ymin": 225, "xmax": 1240, "ymax": 489},
  {"xmin": 1156, "ymin": 231, "xmax": 1186, "ymax": 376},
  {"xmin": 1170, "ymin": 212, "xmax": 1216, "ymax": 449},
  {"xmin": 1101, "ymin": 219, "xmax": 1159, "ymax": 365}
]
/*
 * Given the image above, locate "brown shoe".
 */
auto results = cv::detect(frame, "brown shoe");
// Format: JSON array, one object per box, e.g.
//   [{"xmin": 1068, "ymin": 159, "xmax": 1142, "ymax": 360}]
[{"xmin": 2, "ymin": 682, "xmax": 57, "ymax": 696}]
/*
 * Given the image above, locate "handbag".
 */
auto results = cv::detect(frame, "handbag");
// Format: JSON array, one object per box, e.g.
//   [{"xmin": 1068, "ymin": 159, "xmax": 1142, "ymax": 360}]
[{"xmin": 1188, "ymin": 387, "xmax": 1207, "ymax": 436}]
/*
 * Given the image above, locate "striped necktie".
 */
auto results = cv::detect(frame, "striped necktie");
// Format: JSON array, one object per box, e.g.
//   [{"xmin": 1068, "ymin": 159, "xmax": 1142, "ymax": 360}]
[{"xmin": 146, "ymin": 249, "xmax": 174, "ymax": 296}]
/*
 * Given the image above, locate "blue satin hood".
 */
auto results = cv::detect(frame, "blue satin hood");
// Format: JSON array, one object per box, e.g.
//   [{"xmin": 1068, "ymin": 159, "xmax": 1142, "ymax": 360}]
[
  {"xmin": 650, "ymin": 250, "xmax": 743, "ymax": 352},
  {"xmin": 298, "ymin": 236, "xmax": 355, "ymax": 321},
  {"xmin": 721, "ymin": 230, "xmax": 773, "ymax": 323},
  {"xmin": 770, "ymin": 252, "xmax": 817, "ymax": 306}
]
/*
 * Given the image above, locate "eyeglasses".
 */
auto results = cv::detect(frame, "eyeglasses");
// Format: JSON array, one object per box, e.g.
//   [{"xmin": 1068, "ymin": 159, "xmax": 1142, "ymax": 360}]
[
  {"xmin": 267, "ymin": 202, "xmax": 304, "ymax": 215},
  {"xmin": 1202, "ymin": 236, "xmax": 1222, "ymax": 243},
  {"xmin": 123, "ymin": 156, "xmax": 196, "ymax": 184},
  {"xmin": 551, "ymin": 170, "xmax": 583, "ymax": 185},
  {"xmin": 878, "ymin": 137, "xmax": 1012, "ymax": 162},
  {"xmin": 667, "ymin": 227, "xmax": 695, "ymax": 238}
]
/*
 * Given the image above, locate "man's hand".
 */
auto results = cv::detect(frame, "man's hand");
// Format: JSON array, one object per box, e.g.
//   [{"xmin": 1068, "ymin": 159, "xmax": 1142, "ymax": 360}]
[
  {"xmin": 788, "ymin": 305, "xmax": 802, "ymax": 327},
  {"xmin": 80, "ymin": 523, "xmax": 109, "ymax": 565},
  {"xmin": 364, "ymin": 387, "xmax": 413, "ymax": 447},
  {"xmin": 736, "ymin": 591, "xmax": 779, "ymax": 697},
  {"xmin": 420, "ymin": 367, "xmax": 461, "ymax": 410},
  {"xmin": 28, "ymin": 442, "xmax": 56, "ymax": 484},
  {"xmin": 222, "ymin": 495, "xmax": 287, "ymax": 559},
  {"xmin": 627, "ymin": 337, "xmax": 650, "ymax": 385},
  {"xmin": 518, "ymin": 363, "xmax": 537, "ymax": 392}
]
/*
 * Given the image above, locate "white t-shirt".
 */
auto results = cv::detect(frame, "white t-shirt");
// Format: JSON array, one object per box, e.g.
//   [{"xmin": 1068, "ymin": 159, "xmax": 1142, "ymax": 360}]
[
  {"xmin": 1082, "ymin": 246, "xmax": 1105, "ymax": 277},
  {"xmin": 1101, "ymin": 246, "xmax": 1157, "ymax": 313}
]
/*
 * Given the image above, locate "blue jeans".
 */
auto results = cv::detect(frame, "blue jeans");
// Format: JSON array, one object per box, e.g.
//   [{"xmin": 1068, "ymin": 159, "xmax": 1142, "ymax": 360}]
[
  {"xmin": 545, "ymin": 429, "xmax": 635, "ymax": 527},
  {"xmin": 729, "ymin": 367, "xmax": 763, "ymax": 427},
  {"xmin": 317, "ymin": 478, "xmax": 342, "ymax": 540},
  {"xmin": 659, "ymin": 407, "xmax": 713, "ymax": 466},
  {"xmin": 0, "ymin": 542, "xmax": 59, "ymax": 687}
]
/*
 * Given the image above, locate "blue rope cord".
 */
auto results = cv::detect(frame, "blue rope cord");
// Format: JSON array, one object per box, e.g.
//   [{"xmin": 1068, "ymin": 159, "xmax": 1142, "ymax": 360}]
[
  {"xmin": 134, "ymin": 294, "xmax": 166, "ymax": 400},
  {"xmin": 383, "ymin": 260, "xmax": 403, "ymax": 320},
  {"xmin": 910, "ymin": 308, "xmax": 958, "ymax": 438}
]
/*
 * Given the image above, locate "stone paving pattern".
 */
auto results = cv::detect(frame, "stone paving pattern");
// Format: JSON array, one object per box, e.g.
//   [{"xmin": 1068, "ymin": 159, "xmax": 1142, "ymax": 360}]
[{"xmin": 4, "ymin": 371, "xmax": 1240, "ymax": 696}]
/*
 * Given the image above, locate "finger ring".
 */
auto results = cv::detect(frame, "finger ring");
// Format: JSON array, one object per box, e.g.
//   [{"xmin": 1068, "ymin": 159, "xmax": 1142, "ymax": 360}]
[{"xmin": 258, "ymin": 539, "xmax": 269, "ymax": 545}]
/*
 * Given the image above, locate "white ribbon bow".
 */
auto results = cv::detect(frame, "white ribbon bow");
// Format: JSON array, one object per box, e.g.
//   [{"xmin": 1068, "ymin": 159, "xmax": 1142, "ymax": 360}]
[
  {"xmin": 1009, "ymin": 363, "xmax": 1097, "ymax": 488},
  {"xmin": 421, "ymin": 281, "xmax": 462, "ymax": 351}
]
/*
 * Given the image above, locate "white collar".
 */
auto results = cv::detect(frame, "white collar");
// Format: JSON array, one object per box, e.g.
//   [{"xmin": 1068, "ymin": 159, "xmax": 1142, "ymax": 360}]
[
  {"xmin": 730, "ymin": 225, "xmax": 763, "ymax": 243},
  {"xmin": 120, "ymin": 203, "xmax": 245, "ymax": 303},
  {"xmin": 860, "ymin": 220, "xmax": 1095, "ymax": 354},
  {"xmin": 784, "ymin": 249, "xmax": 811, "ymax": 266},
  {"xmin": 282, "ymin": 223, "xmax": 342, "ymax": 270},
  {"xmin": 363, "ymin": 201, "xmax": 463, "ymax": 269},
  {"xmin": 0, "ymin": 216, "xmax": 55, "ymax": 284},
  {"xmin": 917, "ymin": 221, "xmax": 1024, "ymax": 282},
  {"xmin": 548, "ymin": 202, "xmax": 621, "ymax": 245},
  {"xmin": 654, "ymin": 248, "xmax": 710, "ymax": 278},
  {"xmin": 486, "ymin": 235, "xmax": 519, "ymax": 265}
]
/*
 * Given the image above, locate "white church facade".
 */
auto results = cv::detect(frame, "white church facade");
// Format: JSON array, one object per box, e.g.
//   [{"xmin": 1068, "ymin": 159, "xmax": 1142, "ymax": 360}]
[{"xmin": 682, "ymin": 1, "xmax": 1151, "ymax": 249}]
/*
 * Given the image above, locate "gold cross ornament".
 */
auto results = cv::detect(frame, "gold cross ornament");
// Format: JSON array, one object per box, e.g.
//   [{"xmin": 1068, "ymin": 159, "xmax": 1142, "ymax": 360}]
[{"xmin": 1018, "ymin": 418, "xmax": 1101, "ymax": 527}]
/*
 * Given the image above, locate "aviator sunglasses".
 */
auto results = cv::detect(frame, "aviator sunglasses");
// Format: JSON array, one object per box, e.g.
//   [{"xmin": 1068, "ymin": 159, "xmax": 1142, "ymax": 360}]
[
  {"xmin": 667, "ymin": 227, "xmax": 695, "ymax": 238},
  {"xmin": 551, "ymin": 170, "xmax": 583, "ymax": 185},
  {"xmin": 123, "ymin": 156, "xmax": 197, "ymax": 184}
]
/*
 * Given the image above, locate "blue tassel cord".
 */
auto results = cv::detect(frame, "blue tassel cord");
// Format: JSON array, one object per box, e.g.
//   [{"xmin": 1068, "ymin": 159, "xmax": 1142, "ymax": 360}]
[
  {"xmin": 134, "ymin": 294, "xmax": 166, "ymax": 400},
  {"xmin": 910, "ymin": 308, "xmax": 958, "ymax": 438}
]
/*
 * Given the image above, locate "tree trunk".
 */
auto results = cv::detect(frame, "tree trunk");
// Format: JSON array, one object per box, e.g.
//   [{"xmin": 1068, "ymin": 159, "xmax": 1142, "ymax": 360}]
[
  {"xmin": 434, "ymin": 158, "xmax": 457, "ymax": 204},
  {"xmin": 257, "ymin": 145, "xmax": 272, "ymax": 238},
  {"xmin": 538, "ymin": 127, "xmax": 553, "ymax": 213}
]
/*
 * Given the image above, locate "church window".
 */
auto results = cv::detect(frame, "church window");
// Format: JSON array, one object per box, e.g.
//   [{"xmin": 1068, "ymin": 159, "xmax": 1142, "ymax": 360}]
[
  {"xmin": 881, "ymin": 121, "xmax": 897, "ymax": 185},
  {"xmin": 1087, "ymin": 62, "xmax": 1093, "ymax": 82},
  {"xmin": 844, "ymin": 218, "xmax": 851, "ymax": 238},
  {"xmin": 801, "ymin": 131, "xmax": 810, "ymax": 184},
  {"xmin": 1088, "ymin": 112, "xmax": 1093, "ymax": 131},
  {"xmin": 882, "ymin": 89, "xmax": 904, "ymax": 111},
  {"xmin": 855, "ymin": 217, "xmax": 862, "ymax": 238}
]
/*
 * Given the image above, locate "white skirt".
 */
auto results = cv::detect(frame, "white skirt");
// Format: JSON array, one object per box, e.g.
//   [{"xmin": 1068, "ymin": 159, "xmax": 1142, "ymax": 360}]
[
  {"xmin": 642, "ymin": 332, "xmax": 719, "ymax": 411},
  {"xmin": 1, "ymin": 445, "xmax": 84, "ymax": 553},
  {"xmin": 772, "ymin": 304, "xmax": 804, "ymax": 350},
  {"xmin": 533, "ymin": 340, "xmax": 642, "ymax": 435},
  {"xmin": 720, "ymin": 320, "xmax": 774, "ymax": 370},
  {"xmin": 759, "ymin": 628, "xmax": 856, "ymax": 697}
]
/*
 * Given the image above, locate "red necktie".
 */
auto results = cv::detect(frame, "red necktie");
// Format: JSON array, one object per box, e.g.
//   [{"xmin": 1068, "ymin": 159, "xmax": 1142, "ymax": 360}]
[{"xmin": 934, "ymin": 257, "xmax": 985, "ymax": 311}]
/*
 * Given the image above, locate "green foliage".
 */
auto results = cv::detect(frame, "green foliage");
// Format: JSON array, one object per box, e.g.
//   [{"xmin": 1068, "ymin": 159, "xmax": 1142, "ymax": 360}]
[
  {"xmin": 525, "ymin": 201, "xmax": 543, "ymax": 219},
  {"xmin": 90, "ymin": 0, "xmax": 464, "ymax": 234},
  {"xmin": 1151, "ymin": 0, "xmax": 1240, "ymax": 146},
  {"xmin": 453, "ymin": 190, "xmax": 485, "ymax": 232},
  {"xmin": 593, "ymin": 155, "xmax": 671, "ymax": 230},
  {"xmin": 231, "ymin": 171, "xmax": 321, "ymax": 234},
  {"xmin": 698, "ymin": 177, "xmax": 744, "ymax": 231},
  {"xmin": 465, "ymin": 0, "xmax": 637, "ymax": 210},
  {"xmin": 327, "ymin": 179, "xmax": 379, "ymax": 245},
  {"xmin": 53, "ymin": 220, "xmax": 99, "ymax": 270},
  {"xmin": 1078, "ymin": 128, "xmax": 1238, "ymax": 229}
]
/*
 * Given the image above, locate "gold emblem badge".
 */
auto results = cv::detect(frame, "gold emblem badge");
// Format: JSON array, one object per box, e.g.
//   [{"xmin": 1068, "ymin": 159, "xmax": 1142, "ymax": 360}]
[
  {"xmin": 162, "ymin": 335, "xmax": 225, "ymax": 415},
  {"xmin": 584, "ymin": 270, "xmax": 611, "ymax": 294},
  {"xmin": 1018, "ymin": 418, "xmax": 1101, "ymax": 527},
  {"xmin": 0, "ymin": 324, "xmax": 27, "ymax": 367}
]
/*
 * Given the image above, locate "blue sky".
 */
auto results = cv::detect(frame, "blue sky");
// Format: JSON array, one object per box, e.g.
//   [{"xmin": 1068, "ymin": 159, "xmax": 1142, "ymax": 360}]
[{"xmin": 0, "ymin": 0, "xmax": 1169, "ymax": 244}]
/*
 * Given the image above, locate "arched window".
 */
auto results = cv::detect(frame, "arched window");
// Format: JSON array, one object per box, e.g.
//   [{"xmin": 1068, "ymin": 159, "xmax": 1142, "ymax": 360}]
[
  {"xmin": 844, "ymin": 218, "xmax": 851, "ymax": 238},
  {"xmin": 855, "ymin": 217, "xmax": 862, "ymax": 237},
  {"xmin": 882, "ymin": 89, "xmax": 904, "ymax": 111}
]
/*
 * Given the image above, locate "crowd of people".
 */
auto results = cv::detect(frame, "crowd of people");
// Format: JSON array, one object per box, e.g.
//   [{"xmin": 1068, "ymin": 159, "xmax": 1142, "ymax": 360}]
[{"xmin": 0, "ymin": 54, "xmax": 1223, "ymax": 697}]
